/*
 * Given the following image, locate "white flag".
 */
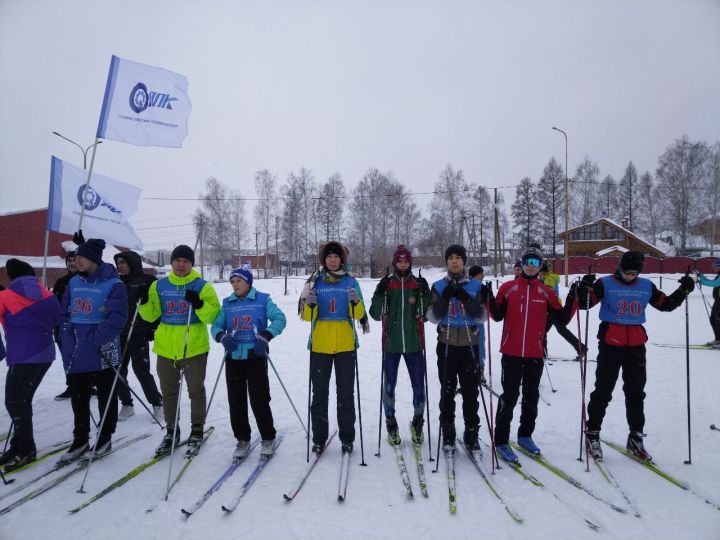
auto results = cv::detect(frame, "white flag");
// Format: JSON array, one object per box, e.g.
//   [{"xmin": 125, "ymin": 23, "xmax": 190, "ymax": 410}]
[
  {"xmin": 47, "ymin": 156, "xmax": 144, "ymax": 250},
  {"xmin": 96, "ymin": 55, "xmax": 191, "ymax": 148}
]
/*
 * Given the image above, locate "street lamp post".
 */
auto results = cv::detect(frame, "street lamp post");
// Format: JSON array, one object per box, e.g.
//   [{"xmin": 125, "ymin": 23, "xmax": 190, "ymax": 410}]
[
  {"xmin": 52, "ymin": 131, "xmax": 102, "ymax": 170},
  {"xmin": 552, "ymin": 126, "xmax": 569, "ymax": 286}
]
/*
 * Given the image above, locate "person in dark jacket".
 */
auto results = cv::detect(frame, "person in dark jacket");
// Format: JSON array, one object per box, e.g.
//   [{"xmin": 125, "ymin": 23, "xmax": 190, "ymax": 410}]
[
  {"xmin": 369, "ymin": 245, "xmax": 431, "ymax": 445},
  {"xmin": 58, "ymin": 239, "xmax": 127, "ymax": 464},
  {"xmin": 576, "ymin": 251, "xmax": 694, "ymax": 461},
  {"xmin": 0, "ymin": 259, "xmax": 63, "ymax": 471},
  {"xmin": 695, "ymin": 258, "xmax": 720, "ymax": 347},
  {"xmin": 52, "ymin": 251, "xmax": 78, "ymax": 400},
  {"xmin": 426, "ymin": 244, "xmax": 488, "ymax": 451},
  {"xmin": 113, "ymin": 251, "xmax": 162, "ymax": 421}
]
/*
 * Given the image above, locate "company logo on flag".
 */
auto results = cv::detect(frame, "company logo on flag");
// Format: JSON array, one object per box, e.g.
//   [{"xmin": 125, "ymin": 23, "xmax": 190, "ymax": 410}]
[
  {"xmin": 47, "ymin": 156, "xmax": 144, "ymax": 250},
  {"xmin": 96, "ymin": 55, "xmax": 191, "ymax": 148}
]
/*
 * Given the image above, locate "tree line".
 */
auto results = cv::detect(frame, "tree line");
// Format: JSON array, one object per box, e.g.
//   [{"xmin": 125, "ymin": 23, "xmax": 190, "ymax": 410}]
[{"xmin": 193, "ymin": 135, "xmax": 719, "ymax": 276}]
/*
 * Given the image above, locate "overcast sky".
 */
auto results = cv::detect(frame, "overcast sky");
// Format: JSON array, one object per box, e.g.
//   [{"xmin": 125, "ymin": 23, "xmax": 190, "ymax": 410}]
[{"xmin": 1, "ymin": 0, "xmax": 718, "ymax": 253}]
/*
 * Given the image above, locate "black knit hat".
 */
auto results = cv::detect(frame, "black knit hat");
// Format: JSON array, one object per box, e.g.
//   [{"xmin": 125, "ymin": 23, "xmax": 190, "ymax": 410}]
[
  {"xmin": 513, "ymin": 260, "xmax": 522, "ymax": 269},
  {"xmin": 6, "ymin": 258, "xmax": 35, "ymax": 280},
  {"xmin": 171, "ymin": 245, "xmax": 195, "ymax": 265},
  {"xmin": 620, "ymin": 251, "xmax": 644, "ymax": 273},
  {"xmin": 445, "ymin": 244, "xmax": 467, "ymax": 265},
  {"xmin": 469, "ymin": 265, "xmax": 484, "ymax": 278},
  {"xmin": 65, "ymin": 250, "xmax": 76, "ymax": 261},
  {"xmin": 76, "ymin": 239, "xmax": 106, "ymax": 266}
]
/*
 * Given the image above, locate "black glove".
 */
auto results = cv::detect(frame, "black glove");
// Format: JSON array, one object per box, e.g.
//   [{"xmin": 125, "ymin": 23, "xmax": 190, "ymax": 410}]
[
  {"xmin": 454, "ymin": 285, "xmax": 471, "ymax": 303},
  {"xmin": 376, "ymin": 275, "xmax": 391, "ymax": 295},
  {"xmin": 73, "ymin": 230, "xmax": 85, "ymax": 246},
  {"xmin": 479, "ymin": 283, "xmax": 494, "ymax": 303},
  {"xmin": 418, "ymin": 277, "xmax": 430, "ymax": 294},
  {"xmin": 678, "ymin": 275, "xmax": 695, "ymax": 294},
  {"xmin": 138, "ymin": 285, "xmax": 150, "ymax": 305},
  {"xmin": 580, "ymin": 273, "xmax": 596, "ymax": 290},
  {"xmin": 441, "ymin": 282, "xmax": 456, "ymax": 300},
  {"xmin": 184, "ymin": 289, "xmax": 203, "ymax": 310}
]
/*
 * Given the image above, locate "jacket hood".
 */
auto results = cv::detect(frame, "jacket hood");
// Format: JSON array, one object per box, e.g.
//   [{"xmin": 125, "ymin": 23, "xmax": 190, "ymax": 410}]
[
  {"xmin": 114, "ymin": 250, "xmax": 144, "ymax": 279},
  {"xmin": 9, "ymin": 275, "xmax": 44, "ymax": 301}
]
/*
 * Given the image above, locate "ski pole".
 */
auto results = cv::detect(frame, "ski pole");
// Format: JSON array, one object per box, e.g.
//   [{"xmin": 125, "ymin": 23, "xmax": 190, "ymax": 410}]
[
  {"xmin": 433, "ymin": 321, "xmax": 451, "ymax": 473},
  {"xmin": 110, "ymin": 363, "xmax": 164, "ymax": 428},
  {"xmin": 204, "ymin": 356, "xmax": 226, "ymax": 418},
  {"xmin": 267, "ymin": 353, "xmax": 308, "ymax": 435},
  {"xmin": 375, "ymin": 273, "xmax": 388, "ymax": 458},
  {"xmin": 305, "ymin": 279, "xmax": 318, "ymax": 464},
  {"xmin": 0, "ymin": 468, "xmax": 13, "ymax": 486},
  {"xmin": 684, "ymin": 266, "xmax": 692, "ymax": 465},
  {"xmin": 350, "ymin": 302, "xmax": 367, "ymax": 466},
  {"xmin": 544, "ymin": 361, "xmax": 557, "ymax": 393},
  {"xmin": 77, "ymin": 351, "xmax": 124, "ymax": 494},
  {"xmin": 418, "ymin": 269, "xmax": 433, "ymax": 461},
  {"xmin": 1, "ymin": 421, "xmax": 13, "ymax": 454},
  {"xmin": 486, "ymin": 298, "xmax": 497, "ymax": 472},
  {"xmin": 165, "ymin": 305, "xmax": 194, "ymax": 500}
]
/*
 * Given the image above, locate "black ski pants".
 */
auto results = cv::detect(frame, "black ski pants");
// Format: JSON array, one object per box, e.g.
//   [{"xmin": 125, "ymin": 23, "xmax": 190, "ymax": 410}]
[
  {"xmin": 436, "ymin": 342, "xmax": 480, "ymax": 442},
  {"xmin": 5, "ymin": 362, "xmax": 51, "ymax": 454},
  {"xmin": 117, "ymin": 338, "xmax": 162, "ymax": 407},
  {"xmin": 225, "ymin": 352, "xmax": 276, "ymax": 442},
  {"xmin": 494, "ymin": 355, "xmax": 544, "ymax": 445},
  {"xmin": 310, "ymin": 351, "xmax": 356, "ymax": 446},
  {"xmin": 587, "ymin": 342, "xmax": 647, "ymax": 433},
  {"xmin": 711, "ymin": 299, "xmax": 720, "ymax": 341},
  {"xmin": 68, "ymin": 367, "xmax": 118, "ymax": 444}
]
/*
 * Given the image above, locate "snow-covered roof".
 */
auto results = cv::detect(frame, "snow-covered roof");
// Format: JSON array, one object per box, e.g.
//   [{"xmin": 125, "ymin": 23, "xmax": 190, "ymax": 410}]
[
  {"xmin": 595, "ymin": 245, "xmax": 629, "ymax": 256},
  {"xmin": 0, "ymin": 206, "xmax": 46, "ymax": 217}
]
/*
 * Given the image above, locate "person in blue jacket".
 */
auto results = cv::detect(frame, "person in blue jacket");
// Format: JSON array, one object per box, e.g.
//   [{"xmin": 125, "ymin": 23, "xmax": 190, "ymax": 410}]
[
  {"xmin": 696, "ymin": 259, "xmax": 720, "ymax": 348},
  {"xmin": 211, "ymin": 267, "xmax": 286, "ymax": 459},
  {"xmin": 58, "ymin": 238, "xmax": 127, "ymax": 464}
]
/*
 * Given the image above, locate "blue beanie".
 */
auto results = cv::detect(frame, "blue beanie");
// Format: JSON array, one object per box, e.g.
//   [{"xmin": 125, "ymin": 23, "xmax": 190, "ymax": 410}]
[
  {"xmin": 76, "ymin": 238, "xmax": 106, "ymax": 266},
  {"xmin": 229, "ymin": 267, "xmax": 253, "ymax": 287}
]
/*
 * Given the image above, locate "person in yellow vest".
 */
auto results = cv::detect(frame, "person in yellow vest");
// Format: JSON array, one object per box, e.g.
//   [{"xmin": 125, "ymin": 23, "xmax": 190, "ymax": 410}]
[{"xmin": 540, "ymin": 262, "xmax": 586, "ymax": 360}]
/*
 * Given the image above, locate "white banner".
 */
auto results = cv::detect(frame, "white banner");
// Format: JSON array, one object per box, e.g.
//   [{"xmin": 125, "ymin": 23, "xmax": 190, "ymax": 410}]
[
  {"xmin": 96, "ymin": 55, "xmax": 191, "ymax": 148},
  {"xmin": 47, "ymin": 156, "xmax": 143, "ymax": 250}
]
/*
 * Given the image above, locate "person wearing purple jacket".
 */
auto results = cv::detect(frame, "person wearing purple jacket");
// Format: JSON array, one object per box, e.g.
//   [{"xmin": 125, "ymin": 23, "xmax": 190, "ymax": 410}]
[
  {"xmin": 59, "ymin": 239, "xmax": 128, "ymax": 464},
  {"xmin": 0, "ymin": 258, "xmax": 63, "ymax": 471}
]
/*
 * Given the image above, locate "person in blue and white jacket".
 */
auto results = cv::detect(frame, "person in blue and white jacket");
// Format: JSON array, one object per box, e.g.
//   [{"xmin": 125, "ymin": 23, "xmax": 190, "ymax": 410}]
[
  {"xmin": 59, "ymin": 238, "xmax": 127, "ymax": 464},
  {"xmin": 696, "ymin": 258, "xmax": 720, "ymax": 348},
  {"xmin": 211, "ymin": 267, "xmax": 286, "ymax": 459}
]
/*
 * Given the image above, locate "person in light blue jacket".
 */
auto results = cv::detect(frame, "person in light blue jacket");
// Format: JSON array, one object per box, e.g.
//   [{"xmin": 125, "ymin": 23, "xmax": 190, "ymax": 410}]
[
  {"xmin": 696, "ymin": 259, "xmax": 720, "ymax": 347},
  {"xmin": 211, "ymin": 267, "xmax": 286, "ymax": 458}
]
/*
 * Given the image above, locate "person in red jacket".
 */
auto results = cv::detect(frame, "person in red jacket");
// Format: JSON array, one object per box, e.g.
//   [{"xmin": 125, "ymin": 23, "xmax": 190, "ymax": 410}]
[
  {"xmin": 482, "ymin": 244, "xmax": 574, "ymax": 463},
  {"xmin": 576, "ymin": 251, "xmax": 694, "ymax": 461}
]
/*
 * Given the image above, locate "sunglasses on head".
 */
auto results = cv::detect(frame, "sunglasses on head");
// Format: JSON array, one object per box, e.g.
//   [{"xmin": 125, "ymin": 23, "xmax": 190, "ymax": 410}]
[{"xmin": 522, "ymin": 257, "xmax": 541, "ymax": 267}]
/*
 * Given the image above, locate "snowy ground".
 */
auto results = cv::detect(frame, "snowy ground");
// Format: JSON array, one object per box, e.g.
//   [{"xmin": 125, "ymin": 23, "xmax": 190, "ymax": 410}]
[{"xmin": 1, "ymin": 271, "xmax": 719, "ymax": 540}]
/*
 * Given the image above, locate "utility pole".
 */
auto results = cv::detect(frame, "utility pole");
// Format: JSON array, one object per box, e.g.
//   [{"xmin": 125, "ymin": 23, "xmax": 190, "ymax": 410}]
[
  {"xmin": 459, "ymin": 212, "xmax": 465, "ymax": 245},
  {"xmin": 255, "ymin": 229, "xmax": 260, "ymax": 280},
  {"xmin": 275, "ymin": 216, "xmax": 280, "ymax": 277},
  {"xmin": 198, "ymin": 214, "xmax": 204, "ymax": 279},
  {"xmin": 493, "ymin": 188, "xmax": 500, "ymax": 276}
]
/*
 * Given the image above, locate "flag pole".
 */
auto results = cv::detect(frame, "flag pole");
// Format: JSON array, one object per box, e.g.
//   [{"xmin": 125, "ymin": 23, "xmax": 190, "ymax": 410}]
[
  {"xmin": 41, "ymin": 230, "xmax": 50, "ymax": 286},
  {"xmin": 77, "ymin": 137, "xmax": 101, "ymax": 231}
]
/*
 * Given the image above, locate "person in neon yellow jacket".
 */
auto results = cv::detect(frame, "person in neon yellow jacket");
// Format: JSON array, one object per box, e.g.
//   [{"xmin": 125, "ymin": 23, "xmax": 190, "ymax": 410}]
[{"xmin": 139, "ymin": 245, "xmax": 220, "ymax": 455}]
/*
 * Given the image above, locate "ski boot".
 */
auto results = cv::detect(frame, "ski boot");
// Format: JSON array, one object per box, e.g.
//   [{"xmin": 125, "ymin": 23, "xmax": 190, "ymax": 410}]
[
  {"xmin": 341, "ymin": 442, "xmax": 353, "ymax": 454},
  {"xmin": 410, "ymin": 415, "xmax": 424, "ymax": 445},
  {"xmin": 442, "ymin": 425, "xmax": 456, "ymax": 450},
  {"xmin": 586, "ymin": 430, "xmax": 602, "ymax": 460},
  {"xmin": 386, "ymin": 416, "xmax": 401, "ymax": 446},
  {"xmin": 463, "ymin": 429, "xmax": 482, "ymax": 457},
  {"xmin": 260, "ymin": 439, "xmax": 276, "ymax": 458},
  {"xmin": 3, "ymin": 449, "xmax": 36, "ymax": 473},
  {"xmin": 58, "ymin": 438, "xmax": 89, "ymax": 465},
  {"xmin": 186, "ymin": 424, "xmax": 205, "ymax": 457},
  {"xmin": 496, "ymin": 443, "xmax": 519, "ymax": 464},
  {"xmin": 156, "ymin": 427, "xmax": 181, "ymax": 456},
  {"xmin": 94, "ymin": 435, "xmax": 112, "ymax": 457},
  {"xmin": 311, "ymin": 442, "xmax": 325, "ymax": 456},
  {"xmin": 118, "ymin": 405, "xmax": 135, "ymax": 421},
  {"xmin": 518, "ymin": 436, "xmax": 541, "ymax": 455},
  {"xmin": 627, "ymin": 431, "xmax": 652, "ymax": 461},
  {"xmin": 234, "ymin": 439, "xmax": 250, "ymax": 460}
]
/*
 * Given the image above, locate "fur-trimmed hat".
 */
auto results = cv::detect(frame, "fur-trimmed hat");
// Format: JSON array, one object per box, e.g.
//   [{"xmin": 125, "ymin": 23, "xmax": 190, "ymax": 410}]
[{"xmin": 318, "ymin": 241, "xmax": 348, "ymax": 270}]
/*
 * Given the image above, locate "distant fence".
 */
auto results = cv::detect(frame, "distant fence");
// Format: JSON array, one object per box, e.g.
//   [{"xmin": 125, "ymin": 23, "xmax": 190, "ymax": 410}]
[{"xmin": 548, "ymin": 256, "xmax": 716, "ymax": 275}]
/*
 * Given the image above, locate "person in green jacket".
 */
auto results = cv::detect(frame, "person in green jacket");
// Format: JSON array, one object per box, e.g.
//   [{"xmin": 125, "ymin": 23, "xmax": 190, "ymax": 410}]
[
  {"xmin": 139, "ymin": 245, "xmax": 220, "ymax": 455},
  {"xmin": 369, "ymin": 245, "xmax": 430, "ymax": 445}
]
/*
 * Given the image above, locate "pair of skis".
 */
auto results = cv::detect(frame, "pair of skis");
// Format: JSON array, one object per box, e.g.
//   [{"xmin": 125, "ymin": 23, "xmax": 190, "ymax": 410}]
[
  {"xmin": 283, "ymin": 430, "xmax": 349, "ymax": 502},
  {"xmin": 387, "ymin": 426, "xmax": 428, "ymax": 499}
]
